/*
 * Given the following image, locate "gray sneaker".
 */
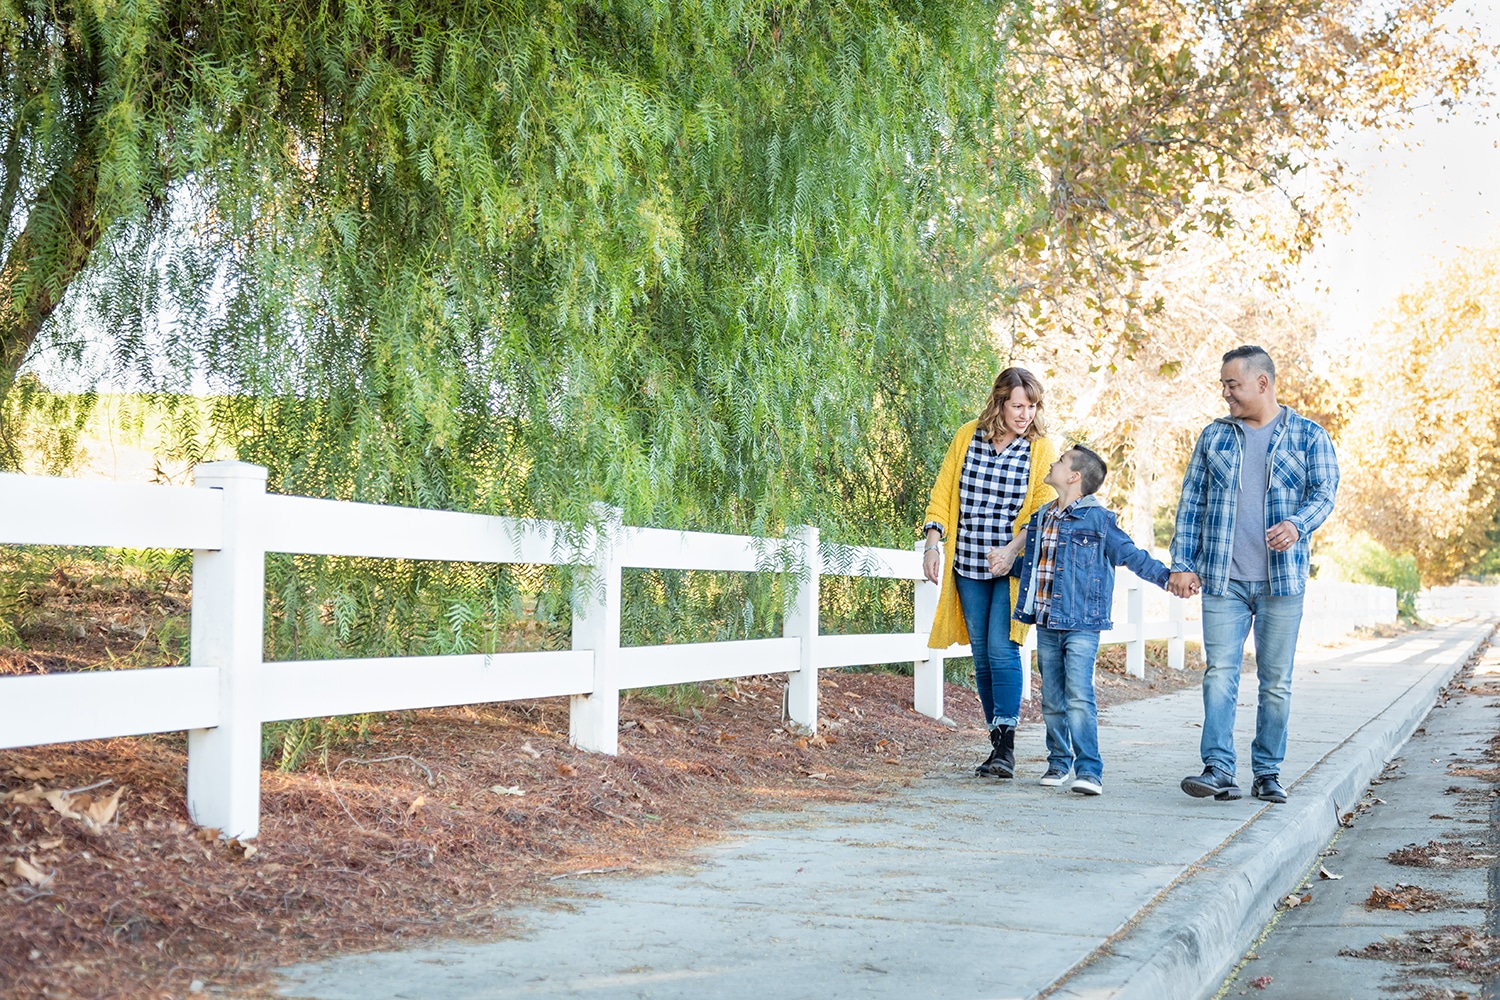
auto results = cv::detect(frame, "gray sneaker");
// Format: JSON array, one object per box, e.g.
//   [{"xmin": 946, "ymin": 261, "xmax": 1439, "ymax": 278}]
[
  {"xmin": 1039, "ymin": 768, "xmax": 1071, "ymax": 787},
  {"xmin": 1071, "ymin": 775, "xmax": 1103, "ymax": 796}
]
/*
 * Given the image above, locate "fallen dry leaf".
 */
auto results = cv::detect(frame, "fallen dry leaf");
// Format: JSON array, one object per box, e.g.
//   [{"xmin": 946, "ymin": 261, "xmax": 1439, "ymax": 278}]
[
  {"xmin": 14, "ymin": 857, "xmax": 51, "ymax": 888},
  {"xmin": 489, "ymin": 785, "xmax": 525, "ymax": 797},
  {"xmin": 3, "ymin": 784, "xmax": 48, "ymax": 806},
  {"xmin": 83, "ymin": 788, "xmax": 124, "ymax": 827},
  {"xmin": 1250, "ymin": 975, "xmax": 1273, "ymax": 989},
  {"xmin": 194, "ymin": 827, "xmax": 222, "ymax": 844},
  {"xmin": 43, "ymin": 790, "xmax": 85, "ymax": 823},
  {"xmin": 36, "ymin": 837, "xmax": 64, "ymax": 852},
  {"xmin": 227, "ymin": 839, "xmax": 258, "ymax": 861},
  {"xmin": 11, "ymin": 766, "xmax": 57, "ymax": 781},
  {"xmin": 1319, "ymin": 865, "xmax": 1343, "ymax": 880},
  {"xmin": 556, "ymin": 762, "xmax": 577, "ymax": 777},
  {"xmin": 518, "ymin": 742, "xmax": 542, "ymax": 758},
  {"xmin": 406, "ymin": 795, "xmax": 427, "ymax": 818},
  {"xmin": 638, "ymin": 720, "xmax": 659, "ymax": 736}
]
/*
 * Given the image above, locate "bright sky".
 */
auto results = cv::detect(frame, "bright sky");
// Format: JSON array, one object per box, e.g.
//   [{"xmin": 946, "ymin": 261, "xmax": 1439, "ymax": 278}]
[{"xmin": 1297, "ymin": 7, "xmax": 1500, "ymax": 355}]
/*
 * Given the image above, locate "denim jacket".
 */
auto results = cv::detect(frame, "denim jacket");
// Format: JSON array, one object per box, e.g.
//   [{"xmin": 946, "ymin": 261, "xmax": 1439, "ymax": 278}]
[
  {"xmin": 1169, "ymin": 408, "xmax": 1339, "ymax": 597},
  {"xmin": 1012, "ymin": 495, "xmax": 1170, "ymax": 631}
]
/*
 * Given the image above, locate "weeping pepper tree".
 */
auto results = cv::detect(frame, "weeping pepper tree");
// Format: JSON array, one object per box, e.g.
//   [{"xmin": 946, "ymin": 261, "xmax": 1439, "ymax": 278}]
[{"xmin": 2, "ymin": 2, "xmax": 1038, "ymax": 682}]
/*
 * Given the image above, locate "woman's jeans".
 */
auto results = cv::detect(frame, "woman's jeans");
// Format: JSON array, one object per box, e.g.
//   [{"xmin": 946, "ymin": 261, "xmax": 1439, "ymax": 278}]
[
  {"xmin": 953, "ymin": 573, "xmax": 1022, "ymax": 728},
  {"xmin": 1036, "ymin": 626, "xmax": 1102, "ymax": 780},
  {"xmin": 1200, "ymin": 580, "xmax": 1305, "ymax": 779}
]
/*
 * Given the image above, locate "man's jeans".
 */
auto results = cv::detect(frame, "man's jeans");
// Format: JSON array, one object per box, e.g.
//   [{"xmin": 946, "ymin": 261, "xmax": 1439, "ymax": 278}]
[
  {"xmin": 953, "ymin": 574, "xmax": 1022, "ymax": 727},
  {"xmin": 1200, "ymin": 580, "xmax": 1305, "ymax": 779},
  {"xmin": 1036, "ymin": 626, "xmax": 1103, "ymax": 780}
]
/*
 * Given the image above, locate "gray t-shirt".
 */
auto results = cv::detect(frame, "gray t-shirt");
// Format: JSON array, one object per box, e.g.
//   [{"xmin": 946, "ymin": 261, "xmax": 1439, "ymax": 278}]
[{"xmin": 1230, "ymin": 411, "xmax": 1282, "ymax": 582}]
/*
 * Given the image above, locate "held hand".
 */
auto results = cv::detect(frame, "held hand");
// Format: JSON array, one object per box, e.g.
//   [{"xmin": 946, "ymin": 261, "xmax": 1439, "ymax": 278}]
[
  {"xmin": 1266, "ymin": 520, "xmax": 1300, "ymax": 552},
  {"xmin": 1168, "ymin": 571, "xmax": 1201, "ymax": 598},
  {"xmin": 922, "ymin": 547, "xmax": 942, "ymax": 585},
  {"xmin": 986, "ymin": 546, "xmax": 1015, "ymax": 576}
]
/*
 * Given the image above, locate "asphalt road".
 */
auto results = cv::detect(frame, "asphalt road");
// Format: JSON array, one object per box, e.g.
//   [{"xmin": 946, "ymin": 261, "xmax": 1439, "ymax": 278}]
[{"xmin": 1215, "ymin": 631, "xmax": 1500, "ymax": 1000}]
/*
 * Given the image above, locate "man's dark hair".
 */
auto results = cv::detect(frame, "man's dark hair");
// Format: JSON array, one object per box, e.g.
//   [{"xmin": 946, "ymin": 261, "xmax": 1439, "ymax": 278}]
[
  {"xmin": 1222, "ymin": 345, "xmax": 1276, "ymax": 382},
  {"xmin": 1067, "ymin": 445, "xmax": 1108, "ymax": 496}
]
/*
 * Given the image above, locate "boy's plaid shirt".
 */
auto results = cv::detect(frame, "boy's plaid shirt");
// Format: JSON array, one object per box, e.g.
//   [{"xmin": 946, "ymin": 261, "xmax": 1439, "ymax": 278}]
[
  {"xmin": 1030, "ymin": 499, "xmax": 1076, "ymax": 624},
  {"xmin": 1170, "ymin": 408, "xmax": 1339, "ymax": 597}
]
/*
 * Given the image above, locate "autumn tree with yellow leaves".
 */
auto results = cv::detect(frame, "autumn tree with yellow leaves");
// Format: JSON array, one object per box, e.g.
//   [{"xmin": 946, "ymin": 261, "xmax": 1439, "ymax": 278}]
[{"xmin": 1334, "ymin": 245, "xmax": 1500, "ymax": 584}]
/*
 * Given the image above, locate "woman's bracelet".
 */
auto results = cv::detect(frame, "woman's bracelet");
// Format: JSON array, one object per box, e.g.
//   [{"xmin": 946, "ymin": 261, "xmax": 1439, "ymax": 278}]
[{"xmin": 923, "ymin": 544, "xmax": 941, "ymax": 552}]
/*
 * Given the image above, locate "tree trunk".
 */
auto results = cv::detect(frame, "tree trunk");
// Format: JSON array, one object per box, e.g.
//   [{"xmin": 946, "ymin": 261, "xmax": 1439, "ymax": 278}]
[{"xmin": 0, "ymin": 148, "xmax": 101, "ymax": 401}]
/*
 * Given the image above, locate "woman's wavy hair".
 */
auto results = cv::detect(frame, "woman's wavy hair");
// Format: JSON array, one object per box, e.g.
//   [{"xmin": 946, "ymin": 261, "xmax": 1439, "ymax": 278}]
[{"xmin": 976, "ymin": 367, "xmax": 1047, "ymax": 443}]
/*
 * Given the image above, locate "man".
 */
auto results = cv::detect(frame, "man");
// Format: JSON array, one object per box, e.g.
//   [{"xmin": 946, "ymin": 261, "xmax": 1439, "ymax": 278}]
[{"xmin": 1168, "ymin": 346, "xmax": 1339, "ymax": 803}]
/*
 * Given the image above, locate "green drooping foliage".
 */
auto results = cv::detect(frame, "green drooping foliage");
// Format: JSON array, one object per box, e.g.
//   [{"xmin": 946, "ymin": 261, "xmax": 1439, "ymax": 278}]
[
  {"xmin": 2, "ymin": 3, "xmax": 1031, "ymax": 742},
  {"xmin": 5, "ymin": 1, "xmax": 1030, "ymax": 549}
]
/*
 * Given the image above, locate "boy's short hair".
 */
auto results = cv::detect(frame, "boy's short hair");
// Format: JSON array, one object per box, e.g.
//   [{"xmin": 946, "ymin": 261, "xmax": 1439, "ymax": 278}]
[{"xmin": 1067, "ymin": 445, "xmax": 1108, "ymax": 496}]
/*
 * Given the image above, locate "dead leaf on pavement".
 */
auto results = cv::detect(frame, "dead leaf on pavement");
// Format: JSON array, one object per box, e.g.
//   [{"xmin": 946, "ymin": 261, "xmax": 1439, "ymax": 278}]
[
  {"xmin": 1319, "ymin": 865, "xmax": 1343, "ymax": 880},
  {"xmin": 1250, "ymin": 975, "xmax": 1273, "ymax": 989},
  {"xmin": 1365, "ymin": 882, "xmax": 1454, "ymax": 912}
]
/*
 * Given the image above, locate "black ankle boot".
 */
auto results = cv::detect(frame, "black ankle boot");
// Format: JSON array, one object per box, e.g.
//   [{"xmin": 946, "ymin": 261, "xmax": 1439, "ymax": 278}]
[
  {"xmin": 991, "ymin": 725, "xmax": 1016, "ymax": 779},
  {"xmin": 976, "ymin": 727, "xmax": 1005, "ymax": 775},
  {"xmin": 977, "ymin": 726, "xmax": 1016, "ymax": 778}
]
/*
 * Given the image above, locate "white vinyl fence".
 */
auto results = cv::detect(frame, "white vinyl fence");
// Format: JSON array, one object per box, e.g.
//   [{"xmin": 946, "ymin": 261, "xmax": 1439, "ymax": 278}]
[{"xmin": 0, "ymin": 463, "xmax": 1391, "ymax": 838}]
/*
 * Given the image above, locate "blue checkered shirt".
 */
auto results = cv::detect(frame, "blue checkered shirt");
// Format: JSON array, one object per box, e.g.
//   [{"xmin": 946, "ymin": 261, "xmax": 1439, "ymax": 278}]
[{"xmin": 1170, "ymin": 408, "xmax": 1339, "ymax": 597}]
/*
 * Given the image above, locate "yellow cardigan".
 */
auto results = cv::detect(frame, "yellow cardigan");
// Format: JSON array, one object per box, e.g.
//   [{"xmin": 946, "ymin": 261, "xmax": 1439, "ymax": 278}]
[{"xmin": 924, "ymin": 421, "xmax": 1058, "ymax": 649}]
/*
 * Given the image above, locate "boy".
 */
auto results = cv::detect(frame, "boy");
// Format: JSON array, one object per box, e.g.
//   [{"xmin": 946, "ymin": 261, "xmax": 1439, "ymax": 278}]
[{"xmin": 991, "ymin": 445, "xmax": 1171, "ymax": 796}]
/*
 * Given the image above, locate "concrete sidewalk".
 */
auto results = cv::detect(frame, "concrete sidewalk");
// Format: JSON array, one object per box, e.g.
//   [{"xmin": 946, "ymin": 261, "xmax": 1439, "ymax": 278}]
[{"xmin": 275, "ymin": 619, "xmax": 1494, "ymax": 1000}]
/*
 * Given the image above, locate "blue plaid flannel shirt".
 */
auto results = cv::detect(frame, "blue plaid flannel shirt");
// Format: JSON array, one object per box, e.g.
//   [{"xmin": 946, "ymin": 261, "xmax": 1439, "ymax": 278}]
[{"xmin": 1170, "ymin": 408, "xmax": 1339, "ymax": 597}]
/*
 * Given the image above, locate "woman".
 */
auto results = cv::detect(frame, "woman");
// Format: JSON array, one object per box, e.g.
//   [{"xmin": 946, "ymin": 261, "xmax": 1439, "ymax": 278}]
[{"xmin": 923, "ymin": 367, "xmax": 1057, "ymax": 778}]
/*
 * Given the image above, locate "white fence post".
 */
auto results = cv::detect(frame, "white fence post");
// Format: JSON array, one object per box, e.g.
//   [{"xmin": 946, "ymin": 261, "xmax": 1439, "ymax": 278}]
[
  {"xmin": 186, "ymin": 462, "xmax": 267, "ymax": 839},
  {"xmin": 784, "ymin": 525, "xmax": 820, "ymax": 733},
  {"xmin": 1168, "ymin": 593, "xmax": 1186, "ymax": 670},
  {"xmin": 570, "ymin": 504, "xmax": 622, "ymax": 754},
  {"xmin": 1126, "ymin": 581, "xmax": 1146, "ymax": 678},
  {"xmin": 912, "ymin": 540, "xmax": 943, "ymax": 719}
]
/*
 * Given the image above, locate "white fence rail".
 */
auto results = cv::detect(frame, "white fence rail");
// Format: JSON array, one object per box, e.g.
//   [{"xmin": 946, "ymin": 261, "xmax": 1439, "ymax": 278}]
[{"xmin": 0, "ymin": 463, "xmax": 1394, "ymax": 838}]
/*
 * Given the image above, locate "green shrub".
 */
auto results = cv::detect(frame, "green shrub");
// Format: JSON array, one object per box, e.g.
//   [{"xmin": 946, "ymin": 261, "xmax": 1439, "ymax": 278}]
[{"xmin": 1322, "ymin": 537, "xmax": 1421, "ymax": 621}]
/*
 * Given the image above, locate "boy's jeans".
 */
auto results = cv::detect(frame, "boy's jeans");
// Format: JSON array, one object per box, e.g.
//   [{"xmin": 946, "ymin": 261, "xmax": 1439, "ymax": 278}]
[
  {"xmin": 1036, "ymin": 626, "xmax": 1102, "ymax": 780},
  {"xmin": 953, "ymin": 574, "xmax": 1023, "ymax": 727},
  {"xmin": 1200, "ymin": 580, "xmax": 1305, "ymax": 779}
]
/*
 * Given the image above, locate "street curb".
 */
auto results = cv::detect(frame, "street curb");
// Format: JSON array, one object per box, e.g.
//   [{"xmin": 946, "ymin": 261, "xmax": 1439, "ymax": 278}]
[{"xmin": 1047, "ymin": 621, "xmax": 1494, "ymax": 1000}]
